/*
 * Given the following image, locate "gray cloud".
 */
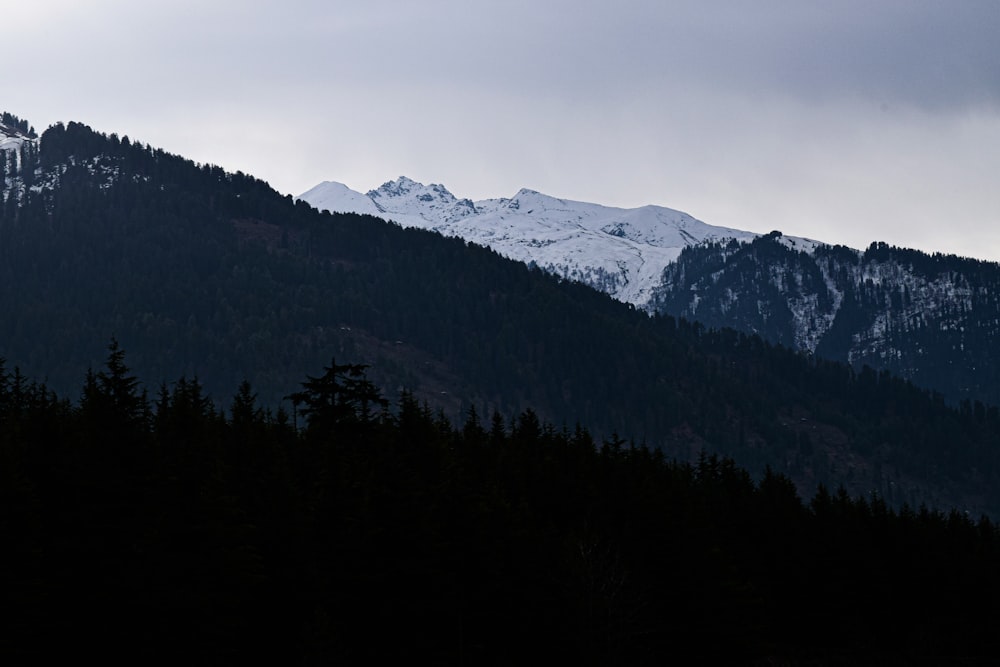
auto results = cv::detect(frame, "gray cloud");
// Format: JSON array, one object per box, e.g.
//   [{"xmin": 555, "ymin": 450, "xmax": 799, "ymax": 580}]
[{"xmin": 3, "ymin": 1, "xmax": 998, "ymax": 260}]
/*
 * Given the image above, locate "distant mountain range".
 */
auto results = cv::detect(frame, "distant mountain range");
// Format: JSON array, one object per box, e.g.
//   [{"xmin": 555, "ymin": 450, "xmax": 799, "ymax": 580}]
[{"xmin": 300, "ymin": 177, "xmax": 1000, "ymax": 406}]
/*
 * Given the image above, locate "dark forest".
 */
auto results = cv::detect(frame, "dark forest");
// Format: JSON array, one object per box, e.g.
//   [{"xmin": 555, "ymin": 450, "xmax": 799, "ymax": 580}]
[
  {"xmin": 4, "ymin": 350, "xmax": 1000, "ymax": 664},
  {"xmin": 4, "ymin": 116, "xmax": 1000, "ymax": 664}
]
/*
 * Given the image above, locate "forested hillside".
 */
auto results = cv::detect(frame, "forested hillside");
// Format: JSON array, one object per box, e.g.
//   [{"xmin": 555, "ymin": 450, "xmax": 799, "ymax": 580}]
[
  {"xmin": 4, "ymin": 355, "xmax": 1000, "ymax": 664},
  {"xmin": 3, "ymin": 118, "xmax": 1000, "ymax": 516},
  {"xmin": 652, "ymin": 232, "xmax": 1000, "ymax": 407}
]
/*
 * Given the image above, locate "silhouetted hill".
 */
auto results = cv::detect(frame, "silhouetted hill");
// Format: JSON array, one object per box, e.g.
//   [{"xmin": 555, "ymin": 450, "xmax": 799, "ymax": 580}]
[{"xmin": 3, "ymin": 117, "xmax": 1000, "ymax": 516}]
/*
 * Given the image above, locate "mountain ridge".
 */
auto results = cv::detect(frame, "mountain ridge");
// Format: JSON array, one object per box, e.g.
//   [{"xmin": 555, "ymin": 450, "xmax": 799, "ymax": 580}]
[
  {"xmin": 300, "ymin": 176, "xmax": 1000, "ymax": 406},
  {"xmin": 299, "ymin": 177, "xmax": 766, "ymax": 307},
  {"xmin": 5, "ymin": 114, "xmax": 1000, "ymax": 517}
]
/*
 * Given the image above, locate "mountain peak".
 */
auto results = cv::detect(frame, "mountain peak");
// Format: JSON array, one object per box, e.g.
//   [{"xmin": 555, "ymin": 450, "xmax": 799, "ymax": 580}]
[
  {"xmin": 363, "ymin": 177, "xmax": 476, "ymax": 226},
  {"xmin": 298, "ymin": 180, "xmax": 386, "ymax": 217},
  {"xmin": 299, "ymin": 178, "xmax": 775, "ymax": 308},
  {"xmin": 370, "ymin": 175, "xmax": 418, "ymax": 197},
  {"xmin": 505, "ymin": 188, "xmax": 571, "ymax": 213},
  {"xmin": 369, "ymin": 176, "xmax": 456, "ymax": 201}
]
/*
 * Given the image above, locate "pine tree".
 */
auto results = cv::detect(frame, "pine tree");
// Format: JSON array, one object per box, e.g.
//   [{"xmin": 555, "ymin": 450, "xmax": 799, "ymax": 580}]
[
  {"xmin": 286, "ymin": 359, "xmax": 386, "ymax": 437},
  {"xmin": 80, "ymin": 338, "xmax": 148, "ymax": 433}
]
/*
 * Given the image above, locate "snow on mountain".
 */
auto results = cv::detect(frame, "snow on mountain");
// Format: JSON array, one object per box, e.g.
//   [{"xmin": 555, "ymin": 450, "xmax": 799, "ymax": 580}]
[
  {"xmin": 299, "ymin": 177, "xmax": 778, "ymax": 308},
  {"xmin": 367, "ymin": 176, "xmax": 480, "ymax": 226},
  {"xmin": 1, "ymin": 121, "xmax": 39, "ymax": 202},
  {"xmin": 1, "ymin": 122, "xmax": 32, "ymax": 166},
  {"xmin": 298, "ymin": 181, "xmax": 387, "ymax": 219},
  {"xmin": 297, "ymin": 175, "xmax": 1000, "ymax": 408},
  {"xmin": 0, "ymin": 120, "xmax": 30, "ymax": 143},
  {"xmin": 0, "ymin": 132, "xmax": 25, "ymax": 153}
]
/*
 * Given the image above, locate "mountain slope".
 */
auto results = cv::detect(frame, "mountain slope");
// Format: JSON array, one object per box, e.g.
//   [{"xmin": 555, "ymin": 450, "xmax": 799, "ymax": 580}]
[
  {"xmin": 650, "ymin": 233, "xmax": 1000, "ymax": 405},
  {"xmin": 5, "ymin": 116, "xmax": 1000, "ymax": 518},
  {"xmin": 301, "ymin": 178, "xmax": 1000, "ymax": 408}
]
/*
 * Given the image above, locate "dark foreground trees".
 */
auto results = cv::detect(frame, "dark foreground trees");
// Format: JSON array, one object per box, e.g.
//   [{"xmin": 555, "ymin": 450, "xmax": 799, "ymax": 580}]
[{"xmin": 3, "ymin": 350, "xmax": 1000, "ymax": 664}]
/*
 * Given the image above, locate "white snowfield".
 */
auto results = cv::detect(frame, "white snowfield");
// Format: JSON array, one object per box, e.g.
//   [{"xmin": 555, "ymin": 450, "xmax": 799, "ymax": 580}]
[
  {"xmin": 298, "ymin": 177, "xmax": 786, "ymax": 309},
  {"xmin": 0, "ymin": 135, "xmax": 24, "ymax": 151}
]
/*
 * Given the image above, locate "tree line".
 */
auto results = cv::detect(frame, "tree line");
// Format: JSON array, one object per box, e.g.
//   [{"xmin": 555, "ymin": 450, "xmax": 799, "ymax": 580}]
[{"xmin": 4, "ymin": 346, "xmax": 1000, "ymax": 664}]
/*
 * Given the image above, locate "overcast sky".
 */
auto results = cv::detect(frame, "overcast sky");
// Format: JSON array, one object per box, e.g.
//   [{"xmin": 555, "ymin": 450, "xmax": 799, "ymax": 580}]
[{"xmin": 5, "ymin": 1, "xmax": 999, "ymax": 258}]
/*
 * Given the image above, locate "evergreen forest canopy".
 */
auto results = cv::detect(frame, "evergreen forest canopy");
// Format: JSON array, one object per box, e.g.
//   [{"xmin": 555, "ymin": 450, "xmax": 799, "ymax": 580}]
[
  {"xmin": 651, "ymin": 231, "xmax": 1000, "ymax": 408},
  {"xmin": 0, "ymin": 111, "xmax": 36, "ymax": 138},
  {"xmin": 3, "ymin": 117, "xmax": 1000, "ymax": 517},
  {"xmin": 4, "ymin": 350, "xmax": 1000, "ymax": 664}
]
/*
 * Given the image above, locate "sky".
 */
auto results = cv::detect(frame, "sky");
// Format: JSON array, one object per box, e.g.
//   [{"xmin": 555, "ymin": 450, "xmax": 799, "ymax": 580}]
[{"xmin": 4, "ymin": 0, "xmax": 999, "ymax": 259}]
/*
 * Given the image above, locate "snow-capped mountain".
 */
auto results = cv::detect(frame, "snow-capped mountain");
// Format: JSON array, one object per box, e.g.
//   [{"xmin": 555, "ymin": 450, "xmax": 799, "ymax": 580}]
[
  {"xmin": 650, "ymin": 232, "xmax": 1000, "ymax": 405},
  {"xmin": 298, "ymin": 177, "xmax": 765, "ymax": 307},
  {"xmin": 297, "ymin": 180, "xmax": 386, "ymax": 219},
  {"xmin": 300, "ymin": 176, "xmax": 1000, "ymax": 406}
]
